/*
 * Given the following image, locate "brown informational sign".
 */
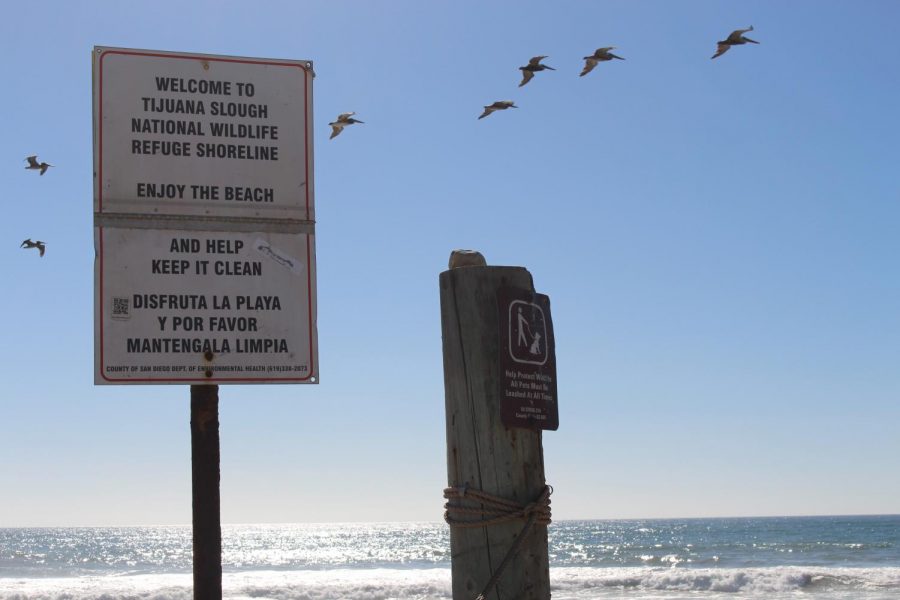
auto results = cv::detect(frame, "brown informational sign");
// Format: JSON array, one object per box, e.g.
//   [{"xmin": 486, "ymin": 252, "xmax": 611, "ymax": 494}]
[{"xmin": 497, "ymin": 288, "xmax": 559, "ymax": 430}]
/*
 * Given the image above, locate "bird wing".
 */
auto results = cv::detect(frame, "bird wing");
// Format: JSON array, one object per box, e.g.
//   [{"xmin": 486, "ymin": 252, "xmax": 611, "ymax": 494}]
[
  {"xmin": 336, "ymin": 112, "xmax": 356, "ymax": 123},
  {"xmin": 580, "ymin": 58, "xmax": 597, "ymax": 76},
  {"xmin": 478, "ymin": 106, "xmax": 494, "ymax": 119},
  {"xmin": 528, "ymin": 55, "xmax": 547, "ymax": 66},
  {"xmin": 38, "ymin": 243, "xmax": 45, "ymax": 257},
  {"xmin": 26, "ymin": 155, "xmax": 39, "ymax": 168},
  {"xmin": 40, "ymin": 164, "xmax": 50, "ymax": 175},
  {"xmin": 330, "ymin": 124, "xmax": 343, "ymax": 139},
  {"xmin": 21, "ymin": 239, "xmax": 32, "ymax": 248},
  {"xmin": 711, "ymin": 42, "xmax": 731, "ymax": 59},
  {"xmin": 727, "ymin": 27, "xmax": 753, "ymax": 43},
  {"xmin": 519, "ymin": 69, "xmax": 535, "ymax": 87}
]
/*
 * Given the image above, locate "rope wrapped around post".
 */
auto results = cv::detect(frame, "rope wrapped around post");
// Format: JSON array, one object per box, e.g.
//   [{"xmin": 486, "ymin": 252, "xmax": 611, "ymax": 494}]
[{"xmin": 443, "ymin": 485, "xmax": 552, "ymax": 600}]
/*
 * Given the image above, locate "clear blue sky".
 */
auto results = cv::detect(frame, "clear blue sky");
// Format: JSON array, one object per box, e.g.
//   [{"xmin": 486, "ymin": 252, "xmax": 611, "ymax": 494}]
[{"xmin": 1, "ymin": 0, "xmax": 898, "ymax": 526}]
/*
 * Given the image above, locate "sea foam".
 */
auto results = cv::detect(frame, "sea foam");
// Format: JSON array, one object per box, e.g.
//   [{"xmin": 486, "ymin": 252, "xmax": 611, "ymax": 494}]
[{"xmin": 2, "ymin": 566, "xmax": 899, "ymax": 600}]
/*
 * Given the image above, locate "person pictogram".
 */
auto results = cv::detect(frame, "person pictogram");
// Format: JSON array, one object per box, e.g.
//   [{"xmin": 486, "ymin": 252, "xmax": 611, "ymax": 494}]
[{"xmin": 510, "ymin": 300, "xmax": 548, "ymax": 365}]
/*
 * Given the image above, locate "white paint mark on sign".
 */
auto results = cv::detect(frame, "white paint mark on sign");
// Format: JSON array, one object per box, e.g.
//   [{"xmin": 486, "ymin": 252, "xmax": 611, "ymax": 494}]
[{"xmin": 254, "ymin": 238, "xmax": 305, "ymax": 275}]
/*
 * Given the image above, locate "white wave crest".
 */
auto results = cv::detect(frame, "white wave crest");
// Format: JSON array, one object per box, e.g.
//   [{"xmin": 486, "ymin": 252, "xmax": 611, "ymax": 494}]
[
  {"xmin": 1, "ymin": 566, "xmax": 899, "ymax": 600},
  {"xmin": 0, "ymin": 569, "xmax": 452, "ymax": 600},
  {"xmin": 551, "ymin": 566, "xmax": 900, "ymax": 597}
]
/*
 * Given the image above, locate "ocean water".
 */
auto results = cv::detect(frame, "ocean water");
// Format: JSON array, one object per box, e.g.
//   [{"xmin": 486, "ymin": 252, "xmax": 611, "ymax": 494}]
[{"xmin": 1, "ymin": 515, "xmax": 898, "ymax": 599}]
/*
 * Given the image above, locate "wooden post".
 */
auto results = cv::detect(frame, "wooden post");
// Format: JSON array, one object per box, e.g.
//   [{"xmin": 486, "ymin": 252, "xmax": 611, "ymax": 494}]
[
  {"xmin": 440, "ymin": 260, "xmax": 550, "ymax": 600},
  {"xmin": 191, "ymin": 384, "xmax": 222, "ymax": 600}
]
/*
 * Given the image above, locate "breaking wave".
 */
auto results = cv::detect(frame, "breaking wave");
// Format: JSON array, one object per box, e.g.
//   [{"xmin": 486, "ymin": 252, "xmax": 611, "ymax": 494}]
[{"xmin": 1, "ymin": 566, "xmax": 899, "ymax": 600}]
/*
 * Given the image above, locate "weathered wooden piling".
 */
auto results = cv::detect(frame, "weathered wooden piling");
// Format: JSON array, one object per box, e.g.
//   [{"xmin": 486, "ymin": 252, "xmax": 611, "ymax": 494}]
[{"xmin": 439, "ymin": 254, "xmax": 550, "ymax": 600}]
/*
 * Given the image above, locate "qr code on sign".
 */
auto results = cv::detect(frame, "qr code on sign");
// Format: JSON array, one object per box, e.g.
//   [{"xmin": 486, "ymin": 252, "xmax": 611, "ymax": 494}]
[{"xmin": 111, "ymin": 296, "xmax": 130, "ymax": 320}]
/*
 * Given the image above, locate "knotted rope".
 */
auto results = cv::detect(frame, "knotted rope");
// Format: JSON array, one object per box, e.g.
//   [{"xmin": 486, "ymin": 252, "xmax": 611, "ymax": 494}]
[{"xmin": 443, "ymin": 484, "xmax": 552, "ymax": 600}]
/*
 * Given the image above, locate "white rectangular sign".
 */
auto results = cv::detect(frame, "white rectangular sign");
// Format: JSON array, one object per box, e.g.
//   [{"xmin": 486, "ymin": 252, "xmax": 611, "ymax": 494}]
[
  {"xmin": 95, "ymin": 228, "xmax": 317, "ymax": 383},
  {"xmin": 93, "ymin": 47, "xmax": 317, "ymax": 385},
  {"xmin": 93, "ymin": 46, "xmax": 314, "ymax": 221}
]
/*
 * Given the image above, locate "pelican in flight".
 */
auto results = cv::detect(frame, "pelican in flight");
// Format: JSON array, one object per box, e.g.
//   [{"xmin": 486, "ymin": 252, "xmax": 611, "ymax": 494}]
[
  {"xmin": 25, "ymin": 155, "xmax": 53, "ymax": 175},
  {"xmin": 329, "ymin": 112, "xmax": 364, "ymax": 139},
  {"xmin": 518, "ymin": 56, "xmax": 555, "ymax": 87},
  {"xmin": 580, "ymin": 47, "xmax": 625, "ymax": 77},
  {"xmin": 21, "ymin": 239, "xmax": 46, "ymax": 257},
  {"xmin": 712, "ymin": 26, "xmax": 759, "ymax": 59},
  {"xmin": 478, "ymin": 100, "xmax": 518, "ymax": 119}
]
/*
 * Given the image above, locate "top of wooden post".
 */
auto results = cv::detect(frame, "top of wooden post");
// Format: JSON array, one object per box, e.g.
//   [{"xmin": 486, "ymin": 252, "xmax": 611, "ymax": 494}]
[{"xmin": 448, "ymin": 249, "xmax": 487, "ymax": 269}]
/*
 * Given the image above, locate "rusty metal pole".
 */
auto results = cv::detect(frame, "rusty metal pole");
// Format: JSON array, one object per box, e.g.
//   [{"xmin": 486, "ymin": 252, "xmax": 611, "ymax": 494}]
[{"xmin": 191, "ymin": 384, "xmax": 222, "ymax": 600}]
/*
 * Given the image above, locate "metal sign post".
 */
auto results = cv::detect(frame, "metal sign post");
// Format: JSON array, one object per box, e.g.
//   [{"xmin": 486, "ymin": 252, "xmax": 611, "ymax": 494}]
[
  {"xmin": 191, "ymin": 384, "xmax": 221, "ymax": 600},
  {"xmin": 92, "ymin": 46, "xmax": 317, "ymax": 599}
]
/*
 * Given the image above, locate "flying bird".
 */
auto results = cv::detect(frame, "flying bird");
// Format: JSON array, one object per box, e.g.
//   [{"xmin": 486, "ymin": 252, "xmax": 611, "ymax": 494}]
[
  {"xmin": 21, "ymin": 239, "xmax": 46, "ymax": 257},
  {"xmin": 478, "ymin": 100, "xmax": 518, "ymax": 119},
  {"xmin": 712, "ymin": 26, "xmax": 759, "ymax": 59},
  {"xmin": 518, "ymin": 56, "xmax": 555, "ymax": 87},
  {"xmin": 329, "ymin": 112, "xmax": 364, "ymax": 139},
  {"xmin": 25, "ymin": 155, "xmax": 53, "ymax": 175},
  {"xmin": 580, "ymin": 47, "xmax": 625, "ymax": 77}
]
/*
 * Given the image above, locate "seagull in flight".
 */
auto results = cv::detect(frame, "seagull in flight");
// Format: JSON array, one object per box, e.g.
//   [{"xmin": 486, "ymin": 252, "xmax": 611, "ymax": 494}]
[
  {"xmin": 478, "ymin": 100, "xmax": 518, "ymax": 119},
  {"xmin": 25, "ymin": 155, "xmax": 53, "ymax": 175},
  {"xmin": 580, "ymin": 47, "xmax": 625, "ymax": 77},
  {"xmin": 518, "ymin": 56, "xmax": 555, "ymax": 87},
  {"xmin": 329, "ymin": 112, "xmax": 364, "ymax": 139},
  {"xmin": 712, "ymin": 26, "xmax": 760, "ymax": 59},
  {"xmin": 21, "ymin": 239, "xmax": 46, "ymax": 257}
]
